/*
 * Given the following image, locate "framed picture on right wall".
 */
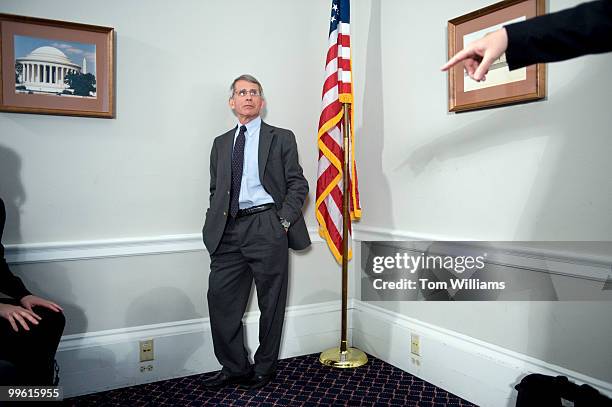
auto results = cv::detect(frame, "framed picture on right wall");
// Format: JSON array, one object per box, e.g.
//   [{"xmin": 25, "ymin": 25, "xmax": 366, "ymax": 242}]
[{"xmin": 447, "ymin": 0, "xmax": 546, "ymax": 112}]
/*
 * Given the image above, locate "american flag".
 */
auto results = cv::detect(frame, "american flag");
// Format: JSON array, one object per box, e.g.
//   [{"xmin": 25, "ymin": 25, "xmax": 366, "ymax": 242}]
[{"xmin": 316, "ymin": 0, "xmax": 361, "ymax": 263}]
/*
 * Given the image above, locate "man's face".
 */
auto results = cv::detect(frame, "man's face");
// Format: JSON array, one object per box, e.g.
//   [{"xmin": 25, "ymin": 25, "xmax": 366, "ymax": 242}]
[{"xmin": 229, "ymin": 79, "xmax": 265, "ymax": 124}]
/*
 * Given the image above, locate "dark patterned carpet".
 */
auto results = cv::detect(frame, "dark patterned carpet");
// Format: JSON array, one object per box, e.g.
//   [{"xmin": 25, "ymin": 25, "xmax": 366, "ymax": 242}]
[{"xmin": 66, "ymin": 353, "xmax": 476, "ymax": 406}]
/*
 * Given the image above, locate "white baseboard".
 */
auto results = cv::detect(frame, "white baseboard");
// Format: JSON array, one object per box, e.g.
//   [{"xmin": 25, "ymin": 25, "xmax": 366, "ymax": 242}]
[
  {"xmin": 57, "ymin": 301, "xmax": 343, "ymax": 398},
  {"xmin": 57, "ymin": 298, "xmax": 612, "ymax": 404},
  {"xmin": 351, "ymin": 300, "xmax": 612, "ymax": 407}
]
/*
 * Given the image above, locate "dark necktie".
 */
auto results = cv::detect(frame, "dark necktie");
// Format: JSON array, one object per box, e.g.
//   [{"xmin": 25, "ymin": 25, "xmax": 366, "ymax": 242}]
[{"xmin": 230, "ymin": 125, "xmax": 247, "ymax": 217}]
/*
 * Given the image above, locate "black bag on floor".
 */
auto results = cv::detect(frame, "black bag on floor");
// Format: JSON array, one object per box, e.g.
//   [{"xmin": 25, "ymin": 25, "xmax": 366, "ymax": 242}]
[{"xmin": 515, "ymin": 374, "xmax": 612, "ymax": 407}]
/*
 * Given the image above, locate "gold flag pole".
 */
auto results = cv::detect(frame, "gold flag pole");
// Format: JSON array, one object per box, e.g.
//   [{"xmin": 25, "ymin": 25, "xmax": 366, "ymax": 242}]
[{"xmin": 319, "ymin": 103, "xmax": 368, "ymax": 368}]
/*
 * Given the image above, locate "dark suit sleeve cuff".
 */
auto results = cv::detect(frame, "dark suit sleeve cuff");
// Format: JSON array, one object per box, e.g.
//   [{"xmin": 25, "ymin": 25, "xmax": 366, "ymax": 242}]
[{"xmin": 504, "ymin": 21, "xmax": 532, "ymax": 71}]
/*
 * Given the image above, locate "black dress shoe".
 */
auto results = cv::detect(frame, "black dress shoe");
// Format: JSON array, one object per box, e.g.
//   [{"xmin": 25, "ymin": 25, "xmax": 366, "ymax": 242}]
[
  {"xmin": 202, "ymin": 371, "xmax": 253, "ymax": 389},
  {"xmin": 241, "ymin": 372, "xmax": 276, "ymax": 390}
]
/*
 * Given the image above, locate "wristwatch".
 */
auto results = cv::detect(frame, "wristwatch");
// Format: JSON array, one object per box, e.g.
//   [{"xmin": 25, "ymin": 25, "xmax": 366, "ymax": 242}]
[{"xmin": 279, "ymin": 217, "xmax": 290, "ymax": 232}]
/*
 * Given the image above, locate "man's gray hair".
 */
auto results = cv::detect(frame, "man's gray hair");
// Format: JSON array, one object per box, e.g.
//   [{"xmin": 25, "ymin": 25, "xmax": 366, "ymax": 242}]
[{"xmin": 230, "ymin": 74, "xmax": 264, "ymax": 98}]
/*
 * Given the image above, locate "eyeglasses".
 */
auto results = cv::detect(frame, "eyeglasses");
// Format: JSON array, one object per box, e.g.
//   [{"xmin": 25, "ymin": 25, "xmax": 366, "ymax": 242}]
[{"xmin": 234, "ymin": 89, "xmax": 261, "ymax": 98}]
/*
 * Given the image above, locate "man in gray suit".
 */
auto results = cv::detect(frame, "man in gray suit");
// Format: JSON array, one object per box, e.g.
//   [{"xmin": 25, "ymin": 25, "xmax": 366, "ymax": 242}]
[{"xmin": 202, "ymin": 74, "xmax": 310, "ymax": 390}]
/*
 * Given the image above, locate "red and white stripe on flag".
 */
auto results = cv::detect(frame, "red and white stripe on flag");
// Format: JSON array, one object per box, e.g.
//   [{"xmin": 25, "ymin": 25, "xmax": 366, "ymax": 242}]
[{"xmin": 316, "ymin": 0, "xmax": 361, "ymax": 264}]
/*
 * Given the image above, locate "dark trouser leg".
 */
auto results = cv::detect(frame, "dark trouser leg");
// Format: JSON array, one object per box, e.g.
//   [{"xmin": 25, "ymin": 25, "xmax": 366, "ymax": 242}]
[
  {"xmin": 242, "ymin": 210, "xmax": 289, "ymax": 376},
  {"xmin": 0, "ymin": 299, "xmax": 65, "ymax": 385},
  {"xmin": 208, "ymin": 219, "xmax": 253, "ymax": 376},
  {"xmin": 0, "ymin": 360, "xmax": 17, "ymax": 385}
]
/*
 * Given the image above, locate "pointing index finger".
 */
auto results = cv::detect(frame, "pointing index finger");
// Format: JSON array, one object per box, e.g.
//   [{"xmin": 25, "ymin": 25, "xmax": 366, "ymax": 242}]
[{"xmin": 441, "ymin": 48, "xmax": 473, "ymax": 71}]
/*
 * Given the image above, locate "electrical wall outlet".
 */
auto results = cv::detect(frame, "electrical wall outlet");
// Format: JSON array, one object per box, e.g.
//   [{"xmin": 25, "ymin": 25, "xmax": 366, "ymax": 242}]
[
  {"xmin": 139, "ymin": 364, "xmax": 154, "ymax": 373},
  {"xmin": 139, "ymin": 339, "xmax": 154, "ymax": 362},
  {"xmin": 410, "ymin": 334, "xmax": 420, "ymax": 356}
]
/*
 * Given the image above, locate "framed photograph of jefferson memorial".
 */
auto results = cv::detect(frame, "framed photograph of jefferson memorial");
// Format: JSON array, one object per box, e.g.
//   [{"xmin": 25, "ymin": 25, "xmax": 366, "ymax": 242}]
[{"xmin": 0, "ymin": 13, "xmax": 114, "ymax": 118}]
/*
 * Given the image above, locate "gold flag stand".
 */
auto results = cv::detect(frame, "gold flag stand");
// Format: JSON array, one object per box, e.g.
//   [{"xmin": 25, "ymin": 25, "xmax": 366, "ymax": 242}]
[{"xmin": 320, "ymin": 103, "xmax": 368, "ymax": 369}]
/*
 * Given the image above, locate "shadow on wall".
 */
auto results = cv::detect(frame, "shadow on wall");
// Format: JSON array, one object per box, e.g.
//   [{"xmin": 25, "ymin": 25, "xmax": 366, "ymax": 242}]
[
  {"xmin": 1, "ymin": 143, "xmax": 90, "ymax": 379},
  {"xmin": 16, "ymin": 262, "xmax": 86, "ymax": 335},
  {"xmin": 403, "ymin": 60, "xmax": 612, "ymax": 240},
  {"xmin": 353, "ymin": 0, "xmax": 399, "ymax": 358},
  {"xmin": 279, "ymin": 289, "xmax": 341, "ymax": 359},
  {"xmin": 356, "ymin": 0, "xmax": 393, "ymax": 233},
  {"xmin": 0, "ymin": 145, "xmax": 26, "ymax": 243},
  {"xmin": 0, "ymin": 144, "xmax": 88, "ymax": 335},
  {"xmin": 124, "ymin": 286, "xmax": 202, "ymax": 373},
  {"xmin": 125, "ymin": 286, "xmax": 201, "ymax": 327}
]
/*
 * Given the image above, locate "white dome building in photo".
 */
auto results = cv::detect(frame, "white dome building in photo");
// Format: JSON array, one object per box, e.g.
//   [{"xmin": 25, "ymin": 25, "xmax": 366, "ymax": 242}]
[{"xmin": 16, "ymin": 46, "xmax": 82, "ymax": 94}]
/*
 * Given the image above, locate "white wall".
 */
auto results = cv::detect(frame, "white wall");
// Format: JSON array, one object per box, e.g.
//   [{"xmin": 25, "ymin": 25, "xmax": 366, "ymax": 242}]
[
  {"xmin": 353, "ymin": 0, "xmax": 612, "ymax": 385},
  {"xmin": 0, "ymin": 0, "xmax": 342, "ymax": 334},
  {"xmin": 1, "ymin": 0, "xmax": 611, "ymax": 395},
  {"xmin": 1, "ymin": 0, "xmax": 333, "ymax": 243},
  {"xmin": 357, "ymin": 0, "xmax": 612, "ymax": 240}
]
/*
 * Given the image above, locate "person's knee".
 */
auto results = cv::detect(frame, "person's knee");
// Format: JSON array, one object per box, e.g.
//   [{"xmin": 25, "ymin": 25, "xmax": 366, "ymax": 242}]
[
  {"xmin": 32, "ymin": 307, "xmax": 66, "ymax": 337},
  {"xmin": 51, "ymin": 309, "xmax": 66, "ymax": 329},
  {"xmin": 207, "ymin": 277, "xmax": 228, "ymax": 302}
]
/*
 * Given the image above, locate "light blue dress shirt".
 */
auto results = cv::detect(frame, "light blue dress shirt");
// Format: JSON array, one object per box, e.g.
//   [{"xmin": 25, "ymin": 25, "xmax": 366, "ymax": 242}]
[{"xmin": 233, "ymin": 116, "xmax": 274, "ymax": 209}]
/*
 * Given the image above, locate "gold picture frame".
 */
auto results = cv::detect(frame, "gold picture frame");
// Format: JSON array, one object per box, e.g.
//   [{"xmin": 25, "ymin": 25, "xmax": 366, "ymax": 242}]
[
  {"xmin": 0, "ymin": 13, "xmax": 114, "ymax": 118},
  {"xmin": 447, "ymin": 0, "xmax": 546, "ymax": 112}
]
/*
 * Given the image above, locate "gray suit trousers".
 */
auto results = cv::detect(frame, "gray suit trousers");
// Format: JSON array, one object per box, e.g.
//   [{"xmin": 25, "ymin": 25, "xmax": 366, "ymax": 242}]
[{"xmin": 207, "ymin": 208, "xmax": 288, "ymax": 376}]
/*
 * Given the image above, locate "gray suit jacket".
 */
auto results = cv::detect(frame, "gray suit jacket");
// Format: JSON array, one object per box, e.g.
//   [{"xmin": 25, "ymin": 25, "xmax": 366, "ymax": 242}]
[{"xmin": 202, "ymin": 121, "xmax": 311, "ymax": 254}]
